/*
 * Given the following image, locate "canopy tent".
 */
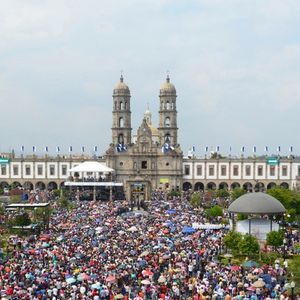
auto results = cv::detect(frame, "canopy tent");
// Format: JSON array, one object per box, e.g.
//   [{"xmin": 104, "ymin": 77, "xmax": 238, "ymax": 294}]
[{"xmin": 69, "ymin": 161, "xmax": 114, "ymax": 174}]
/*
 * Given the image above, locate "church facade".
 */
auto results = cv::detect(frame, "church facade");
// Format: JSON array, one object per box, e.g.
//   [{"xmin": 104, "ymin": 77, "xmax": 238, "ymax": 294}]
[{"xmin": 105, "ymin": 75, "xmax": 183, "ymax": 201}]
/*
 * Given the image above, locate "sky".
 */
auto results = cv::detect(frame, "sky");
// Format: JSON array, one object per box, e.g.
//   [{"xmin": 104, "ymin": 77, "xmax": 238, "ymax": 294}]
[{"xmin": 0, "ymin": 0, "xmax": 300, "ymax": 158}]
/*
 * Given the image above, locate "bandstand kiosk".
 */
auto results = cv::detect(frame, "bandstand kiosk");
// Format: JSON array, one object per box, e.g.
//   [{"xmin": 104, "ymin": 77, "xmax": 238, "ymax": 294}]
[{"xmin": 64, "ymin": 161, "xmax": 124, "ymax": 201}]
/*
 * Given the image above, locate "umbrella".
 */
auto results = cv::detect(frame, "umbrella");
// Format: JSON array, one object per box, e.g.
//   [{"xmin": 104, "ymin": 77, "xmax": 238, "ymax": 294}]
[
  {"xmin": 91, "ymin": 283, "xmax": 101, "ymax": 289},
  {"xmin": 182, "ymin": 226, "xmax": 196, "ymax": 234},
  {"xmin": 42, "ymin": 242, "xmax": 50, "ymax": 248},
  {"xmin": 66, "ymin": 277, "xmax": 76, "ymax": 284},
  {"xmin": 260, "ymin": 274, "xmax": 272, "ymax": 284},
  {"xmin": 142, "ymin": 270, "xmax": 153, "ymax": 276},
  {"xmin": 230, "ymin": 266, "xmax": 241, "ymax": 272},
  {"xmin": 252, "ymin": 280, "xmax": 265, "ymax": 288},
  {"xmin": 140, "ymin": 251, "xmax": 150, "ymax": 257},
  {"xmin": 56, "ymin": 235, "xmax": 64, "ymax": 242},
  {"xmin": 115, "ymin": 294, "xmax": 124, "ymax": 299},
  {"xmin": 141, "ymin": 279, "xmax": 151, "ymax": 285},
  {"xmin": 243, "ymin": 260, "xmax": 259, "ymax": 268},
  {"xmin": 106, "ymin": 275, "xmax": 116, "ymax": 282},
  {"xmin": 128, "ymin": 226, "xmax": 138, "ymax": 232},
  {"xmin": 158, "ymin": 276, "xmax": 166, "ymax": 283},
  {"xmin": 166, "ymin": 209, "xmax": 177, "ymax": 214}
]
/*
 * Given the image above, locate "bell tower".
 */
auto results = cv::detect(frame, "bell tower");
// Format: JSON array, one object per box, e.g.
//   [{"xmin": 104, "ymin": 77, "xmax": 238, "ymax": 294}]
[
  {"xmin": 158, "ymin": 75, "xmax": 178, "ymax": 146},
  {"xmin": 112, "ymin": 75, "xmax": 132, "ymax": 146}
]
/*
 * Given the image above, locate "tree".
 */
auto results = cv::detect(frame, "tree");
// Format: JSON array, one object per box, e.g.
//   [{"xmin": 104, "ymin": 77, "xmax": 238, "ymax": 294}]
[
  {"xmin": 216, "ymin": 189, "xmax": 230, "ymax": 198},
  {"xmin": 190, "ymin": 192, "xmax": 201, "ymax": 208},
  {"xmin": 206, "ymin": 205, "xmax": 223, "ymax": 217},
  {"xmin": 266, "ymin": 230, "xmax": 284, "ymax": 248},
  {"xmin": 14, "ymin": 212, "xmax": 31, "ymax": 227},
  {"xmin": 223, "ymin": 231, "xmax": 242, "ymax": 254},
  {"xmin": 231, "ymin": 188, "xmax": 246, "ymax": 201},
  {"xmin": 238, "ymin": 234, "xmax": 260, "ymax": 256},
  {"xmin": 58, "ymin": 195, "xmax": 71, "ymax": 210}
]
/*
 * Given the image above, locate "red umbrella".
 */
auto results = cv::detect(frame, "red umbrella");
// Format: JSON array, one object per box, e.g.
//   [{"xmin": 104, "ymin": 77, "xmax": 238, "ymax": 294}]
[
  {"xmin": 142, "ymin": 270, "xmax": 153, "ymax": 277},
  {"xmin": 106, "ymin": 275, "xmax": 116, "ymax": 282},
  {"xmin": 231, "ymin": 265, "xmax": 241, "ymax": 271}
]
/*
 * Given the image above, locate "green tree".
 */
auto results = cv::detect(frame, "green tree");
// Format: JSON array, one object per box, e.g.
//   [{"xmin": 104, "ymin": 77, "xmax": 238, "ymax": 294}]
[
  {"xmin": 216, "ymin": 189, "xmax": 230, "ymax": 198},
  {"xmin": 9, "ymin": 195, "xmax": 21, "ymax": 204},
  {"xmin": 223, "ymin": 231, "xmax": 242, "ymax": 254},
  {"xmin": 58, "ymin": 195, "xmax": 71, "ymax": 210},
  {"xmin": 14, "ymin": 212, "xmax": 31, "ymax": 227},
  {"xmin": 52, "ymin": 189, "xmax": 61, "ymax": 198},
  {"xmin": 190, "ymin": 193, "xmax": 201, "ymax": 208},
  {"xmin": 231, "ymin": 188, "xmax": 246, "ymax": 201},
  {"xmin": 238, "ymin": 234, "xmax": 260, "ymax": 256},
  {"xmin": 206, "ymin": 205, "xmax": 223, "ymax": 217},
  {"xmin": 266, "ymin": 230, "xmax": 284, "ymax": 248}
]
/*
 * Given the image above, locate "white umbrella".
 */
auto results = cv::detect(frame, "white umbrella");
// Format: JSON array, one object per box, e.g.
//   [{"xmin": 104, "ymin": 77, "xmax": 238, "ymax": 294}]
[{"xmin": 141, "ymin": 279, "xmax": 151, "ymax": 285}]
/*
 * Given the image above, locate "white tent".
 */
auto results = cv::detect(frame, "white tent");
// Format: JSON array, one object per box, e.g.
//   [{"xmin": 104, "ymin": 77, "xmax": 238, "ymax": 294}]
[{"xmin": 69, "ymin": 161, "xmax": 114, "ymax": 173}]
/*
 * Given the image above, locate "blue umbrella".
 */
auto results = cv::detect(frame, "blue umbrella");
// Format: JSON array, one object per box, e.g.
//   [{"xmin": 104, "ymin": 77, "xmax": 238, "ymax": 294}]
[
  {"xmin": 260, "ymin": 274, "xmax": 272, "ymax": 284},
  {"xmin": 243, "ymin": 260, "xmax": 259, "ymax": 268},
  {"xmin": 166, "ymin": 209, "xmax": 177, "ymax": 214},
  {"xmin": 182, "ymin": 226, "xmax": 196, "ymax": 234}
]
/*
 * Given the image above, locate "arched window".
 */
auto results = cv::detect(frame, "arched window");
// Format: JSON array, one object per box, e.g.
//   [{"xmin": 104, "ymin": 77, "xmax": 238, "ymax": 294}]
[
  {"xmin": 119, "ymin": 117, "xmax": 124, "ymax": 128},
  {"xmin": 165, "ymin": 117, "xmax": 170, "ymax": 127},
  {"xmin": 118, "ymin": 134, "xmax": 124, "ymax": 143},
  {"xmin": 165, "ymin": 133, "xmax": 171, "ymax": 143},
  {"xmin": 120, "ymin": 102, "xmax": 124, "ymax": 110},
  {"xmin": 166, "ymin": 101, "xmax": 170, "ymax": 110},
  {"xmin": 171, "ymin": 101, "xmax": 175, "ymax": 109},
  {"xmin": 161, "ymin": 101, "xmax": 165, "ymax": 110}
]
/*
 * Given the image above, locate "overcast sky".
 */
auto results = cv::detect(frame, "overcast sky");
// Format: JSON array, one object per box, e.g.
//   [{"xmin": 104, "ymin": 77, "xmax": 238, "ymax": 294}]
[{"xmin": 0, "ymin": 0, "xmax": 299, "ymax": 157}]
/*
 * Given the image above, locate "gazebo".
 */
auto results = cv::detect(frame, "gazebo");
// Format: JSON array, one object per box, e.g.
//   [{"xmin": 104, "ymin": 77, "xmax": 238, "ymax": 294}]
[{"xmin": 228, "ymin": 192, "xmax": 286, "ymax": 240}]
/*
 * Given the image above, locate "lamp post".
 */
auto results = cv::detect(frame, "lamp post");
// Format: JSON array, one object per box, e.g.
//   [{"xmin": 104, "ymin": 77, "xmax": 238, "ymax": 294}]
[{"xmin": 291, "ymin": 281, "xmax": 295, "ymax": 300}]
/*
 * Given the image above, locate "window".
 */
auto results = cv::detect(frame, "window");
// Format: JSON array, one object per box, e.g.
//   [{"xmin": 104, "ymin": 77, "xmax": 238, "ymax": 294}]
[
  {"xmin": 270, "ymin": 166, "xmax": 275, "ymax": 176},
  {"xmin": 209, "ymin": 166, "xmax": 214, "ymax": 176},
  {"xmin": 165, "ymin": 117, "xmax": 170, "ymax": 127},
  {"xmin": 49, "ymin": 165, "xmax": 55, "ymax": 176},
  {"xmin": 119, "ymin": 117, "xmax": 124, "ymax": 128},
  {"xmin": 245, "ymin": 165, "xmax": 251, "ymax": 176},
  {"xmin": 282, "ymin": 166, "xmax": 287, "ymax": 176},
  {"xmin": 221, "ymin": 166, "xmax": 227, "ymax": 176},
  {"xmin": 1, "ymin": 165, "xmax": 6, "ymax": 175},
  {"xmin": 164, "ymin": 134, "xmax": 170, "ymax": 143},
  {"xmin": 37, "ymin": 165, "xmax": 43, "ymax": 176},
  {"xmin": 257, "ymin": 166, "xmax": 263, "ymax": 176},
  {"xmin": 13, "ymin": 165, "xmax": 19, "ymax": 176},
  {"xmin": 25, "ymin": 165, "xmax": 31, "ymax": 176},
  {"xmin": 62, "ymin": 165, "xmax": 67, "ymax": 176},
  {"xmin": 233, "ymin": 165, "xmax": 239, "ymax": 176},
  {"xmin": 118, "ymin": 134, "xmax": 124, "ymax": 144},
  {"xmin": 120, "ymin": 101, "xmax": 124, "ymax": 110},
  {"xmin": 166, "ymin": 101, "xmax": 170, "ymax": 110},
  {"xmin": 114, "ymin": 101, "xmax": 117, "ymax": 110},
  {"xmin": 196, "ymin": 165, "xmax": 202, "ymax": 176},
  {"xmin": 184, "ymin": 165, "xmax": 190, "ymax": 175},
  {"xmin": 141, "ymin": 161, "xmax": 147, "ymax": 169}
]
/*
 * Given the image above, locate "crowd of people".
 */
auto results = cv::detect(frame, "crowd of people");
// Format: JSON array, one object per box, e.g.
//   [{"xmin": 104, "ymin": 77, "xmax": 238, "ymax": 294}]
[{"xmin": 0, "ymin": 190, "xmax": 299, "ymax": 299}]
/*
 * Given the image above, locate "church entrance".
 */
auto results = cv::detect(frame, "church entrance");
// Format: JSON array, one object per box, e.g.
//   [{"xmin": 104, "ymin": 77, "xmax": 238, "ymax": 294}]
[{"xmin": 126, "ymin": 181, "xmax": 151, "ymax": 210}]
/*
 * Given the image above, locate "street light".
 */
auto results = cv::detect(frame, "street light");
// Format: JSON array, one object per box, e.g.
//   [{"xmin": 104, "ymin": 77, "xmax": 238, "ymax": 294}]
[{"xmin": 291, "ymin": 281, "xmax": 295, "ymax": 300}]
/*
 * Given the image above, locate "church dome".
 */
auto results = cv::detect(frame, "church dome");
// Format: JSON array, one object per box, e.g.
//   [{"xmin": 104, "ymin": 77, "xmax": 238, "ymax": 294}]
[
  {"xmin": 113, "ymin": 75, "xmax": 130, "ymax": 95},
  {"xmin": 144, "ymin": 109, "xmax": 159, "ymax": 135},
  {"xmin": 160, "ymin": 75, "xmax": 176, "ymax": 95}
]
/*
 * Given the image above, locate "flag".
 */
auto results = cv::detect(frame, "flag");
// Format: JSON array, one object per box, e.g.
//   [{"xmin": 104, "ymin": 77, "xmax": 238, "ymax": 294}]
[
  {"xmin": 94, "ymin": 146, "xmax": 98, "ymax": 152},
  {"xmin": 289, "ymin": 146, "xmax": 293, "ymax": 153},
  {"xmin": 192, "ymin": 146, "xmax": 195, "ymax": 152},
  {"xmin": 205, "ymin": 146, "xmax": 208, "ymax": 152},
  {"xmin": 81, "ymin": 146, "xmax": 85, "ymax": 152},
  {"xmin": 253, "ymin": 146, "xmax": 256, "ymax": 153},
  {"xmin": 32, "ymin": 146, "xmax": 36, "ymax": 152},
  {"xmin": 241, "ymin": 146, "xmax": 245, "ymax": 153},
  {"xmin": 69, "ymin": 146, "xmax": 73, "ymax": 152},
  {"xmin": 265, "ymin": 146, "xmax": 269, "ymax": 152},
  {"xmin": 56, "ymin": 146, "xmax": 60, "ymax": 152},
  {"xmin": 21, "ymin": 145, "xmax": 25, "ymax": 152},
  {"xmin": 277, "ymin": 146, "xmax": 281, "ymax": 152},
  {"xmin": 216, "ymin": 146, "xmax": 220, "ymax": 152},
  {"xmin": 44, "ymin": 146, "xmax": 48, "ymax": 152},
  {"xmin": 117, "ymin": 143, "xmax": 127, "ymax": 152}
]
